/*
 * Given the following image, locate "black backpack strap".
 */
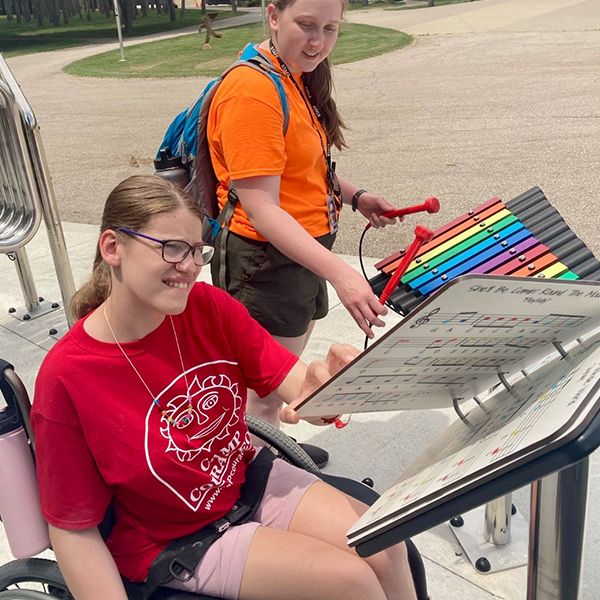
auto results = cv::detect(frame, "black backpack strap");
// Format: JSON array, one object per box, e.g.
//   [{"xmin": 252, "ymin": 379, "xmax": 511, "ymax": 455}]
[
  {"xmin": 142, "ymin": 448, "xmax": 275, "ymax": 599},
  {"xmin": 215, "ymin": 187, "xmax": 239, "ymax": 289}
]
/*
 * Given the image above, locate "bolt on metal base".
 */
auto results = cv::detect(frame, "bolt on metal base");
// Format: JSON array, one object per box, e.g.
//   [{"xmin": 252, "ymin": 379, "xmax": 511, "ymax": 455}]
[
  {"xmin": 8, "ymin": 298, "xmax": 61, "ymax": 321},
  {"xmin": 449, "ymin": 502, "xmax": 529, "ymax": 574}
]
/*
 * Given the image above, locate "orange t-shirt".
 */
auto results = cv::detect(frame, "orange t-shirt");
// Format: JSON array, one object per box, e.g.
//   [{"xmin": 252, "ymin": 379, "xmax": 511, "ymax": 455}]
[{"xmin": 207, "ymin": 48, "xmax": 330, "ymax": 241}]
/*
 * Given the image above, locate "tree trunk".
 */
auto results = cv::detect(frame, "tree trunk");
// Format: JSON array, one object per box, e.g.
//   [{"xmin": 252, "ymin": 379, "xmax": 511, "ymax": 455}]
[
  {"xmin": 231, "ymin": 0, "xmax": 237, "ymax": 14},
  {"xmin": 140, "ymin": 0, "xmax": 148, "ymax": 17},
  {"xmin": 22, "ymin": 0, "xmax": 32, "ymax": 22},
  {"xmin": 166, "ymin": 0, "xmax": 176, "ymax": 21},
  {"xmin": 3, "ymin": 0, "xmax": 13, "ymax": 22},
  {"xmin": 428, "ymin": 0, "xmax": 435, "ymax": 6},
  {"xmin": 32, "ymin": 0, "xmax": 44, "ymax": 26},
  {"xmin": 48, "ymin": 0, "xmax": 60, "ymax": 25},
  {"xmin": 119, "ymin": 0, "xmax": 134, "ymax": 34},
  {"xmin": 84, "ymin": 0, "xmax": 92, "ymax": 19},
  {"xmin": 58, "ymin": 0, "xmax": 69, "ymax": 25},
  {"xmin": 14, "ymin": 0, "xmax": 22, "ymax": 22},
  {"xmin": 179, "ymin": 0, "xmax": 185, "ymax": 17},
  {"xmin": 127, "ymin": 0, "xmax": 135, "ymax": 31}
]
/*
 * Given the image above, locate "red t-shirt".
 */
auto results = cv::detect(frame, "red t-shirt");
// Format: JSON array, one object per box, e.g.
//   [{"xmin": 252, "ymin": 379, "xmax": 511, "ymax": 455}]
[{"xmin": 31, "ymin": 283, "xmax": 298, "ymax": 581}]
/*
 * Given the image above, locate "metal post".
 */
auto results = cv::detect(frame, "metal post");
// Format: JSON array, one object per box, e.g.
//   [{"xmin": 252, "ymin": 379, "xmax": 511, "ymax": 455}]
[
  {"xmin": 449, "ymin": 492, "xmax": 528, "ymax": 573},
  {"xmin": 527, "ymin": 458, "xmax": 589, "ymax": 599},
  {"xmin": 11, "ymin": 248, "xmax": 39, "ymax": 314},
  {"xmin": 112, "ymin": 0, "xmax": 127, "ymax": 62},
  {"xmin": 8, "ymin": 247, "xmax": 63, "ymax": 321},
  {"xmin": 25, "ymin": 128, "xmax": 77, "ymax": 327},
  {"xmin": 484, "ymin": 493, "xmax": 512, "ymax": 546},
  {"xmin": 261, "ymin": 0, "xmax": 267, "ymax": 38}
]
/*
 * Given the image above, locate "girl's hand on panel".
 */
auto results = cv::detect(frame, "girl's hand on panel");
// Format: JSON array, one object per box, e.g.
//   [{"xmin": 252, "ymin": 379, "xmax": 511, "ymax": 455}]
[
  {"xmin": 280, "ymin": 344, "xmax": 360, "ymax": 425},
  {"xmin": 330, "ymin": 264, "xmax": 388, "ymax": 338}
]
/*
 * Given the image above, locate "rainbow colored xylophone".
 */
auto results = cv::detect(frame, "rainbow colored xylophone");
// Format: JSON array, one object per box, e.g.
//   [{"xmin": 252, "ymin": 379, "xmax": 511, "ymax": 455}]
[{"xmin": 369, "ymin": 187, "xmax": 600, "ymax": 316}]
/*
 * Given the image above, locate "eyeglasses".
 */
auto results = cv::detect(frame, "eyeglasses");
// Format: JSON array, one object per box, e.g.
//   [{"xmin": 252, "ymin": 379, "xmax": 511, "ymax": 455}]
[{"xmin": 117, "ymin": 227, "xmax": 215, "ymax": 266}]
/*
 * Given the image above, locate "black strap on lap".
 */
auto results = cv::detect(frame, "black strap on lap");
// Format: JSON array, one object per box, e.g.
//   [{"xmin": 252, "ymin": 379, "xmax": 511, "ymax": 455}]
[{"xmin": 140, "ymin": 448, "xmax": 275, "ymax": 600}]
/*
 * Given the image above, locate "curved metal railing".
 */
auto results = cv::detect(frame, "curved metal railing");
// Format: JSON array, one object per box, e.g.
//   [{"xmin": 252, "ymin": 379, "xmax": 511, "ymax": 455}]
[
  {"xmin": 0, "ymin": 54, "xmax": 75, "ymax": 325},
  {"xmin": 0, "ymin": 74, "xmax": 42, "ymax": 253}
]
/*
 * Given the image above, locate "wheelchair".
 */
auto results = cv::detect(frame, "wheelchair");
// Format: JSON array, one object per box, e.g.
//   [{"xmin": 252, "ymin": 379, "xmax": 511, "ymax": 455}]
[{"xmin": 0, "ymin": 360, "xmax": 429, "ymax": 600}]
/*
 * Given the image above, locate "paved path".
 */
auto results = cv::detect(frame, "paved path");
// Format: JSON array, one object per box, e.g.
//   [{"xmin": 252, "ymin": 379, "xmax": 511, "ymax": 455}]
[{"xmin": 5, "ymin": 0, "xmax": 600, "ymax": 259}]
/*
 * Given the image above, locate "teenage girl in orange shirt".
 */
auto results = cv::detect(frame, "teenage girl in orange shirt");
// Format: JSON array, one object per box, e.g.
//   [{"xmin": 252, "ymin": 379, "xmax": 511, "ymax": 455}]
[{"xmin": 208, "ymin": 0, "xmax": 399, "ymax": 436}]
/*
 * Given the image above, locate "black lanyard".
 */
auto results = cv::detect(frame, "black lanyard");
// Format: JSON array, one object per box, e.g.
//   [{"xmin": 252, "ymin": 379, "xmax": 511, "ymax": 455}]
[{"xmin": 268, "ymin": 41, "xmax": 339, "ymax": 198}]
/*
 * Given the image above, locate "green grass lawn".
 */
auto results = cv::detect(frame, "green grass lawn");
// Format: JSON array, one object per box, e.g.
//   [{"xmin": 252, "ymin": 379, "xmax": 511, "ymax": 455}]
[
  {"xmin": 64, "ymin": 22, "xmax": 413, "ymax": 79},
  {"xmin": 0, "ymin": 10, "xmax": 232, "ymax": 57}
]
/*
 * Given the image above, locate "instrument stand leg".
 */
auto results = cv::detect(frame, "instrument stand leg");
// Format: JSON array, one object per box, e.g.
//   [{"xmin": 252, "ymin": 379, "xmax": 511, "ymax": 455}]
[
  {"xmin": 449, "ymin": 493, "xmax": 529, "ymax": 573},
  {"xmin": 6, "ymin": 248, "xmax": 61, "ymax": 321},
  {"xmin": 527, "ymin": 458, "xmax": 589, "ymax": 600}
]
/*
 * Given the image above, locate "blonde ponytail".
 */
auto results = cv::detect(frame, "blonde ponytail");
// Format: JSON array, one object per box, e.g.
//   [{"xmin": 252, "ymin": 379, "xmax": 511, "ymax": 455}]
[{"xmin": 69, "ymin": 251, "xmax": 112, "ymax": 321}]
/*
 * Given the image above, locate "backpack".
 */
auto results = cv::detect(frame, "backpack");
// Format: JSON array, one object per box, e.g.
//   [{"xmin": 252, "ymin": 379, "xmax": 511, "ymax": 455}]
[{"xmin": 155, "ymin": 43, "xmax": 290, "ymax": 242}]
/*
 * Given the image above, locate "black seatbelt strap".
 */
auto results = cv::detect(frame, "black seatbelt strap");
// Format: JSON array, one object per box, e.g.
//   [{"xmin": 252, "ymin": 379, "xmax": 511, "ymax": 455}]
[{"xmin": 141, "ymin": 447, "xmax": 275, "ymax": 600}]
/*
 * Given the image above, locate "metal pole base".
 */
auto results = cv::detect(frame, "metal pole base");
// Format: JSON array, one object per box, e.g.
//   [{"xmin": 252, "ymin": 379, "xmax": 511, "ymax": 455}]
[
  {"xmin": 527, "ymin": 459, "xmax": 588, "ymax": 600},
  {"xmin": 7, "ymin": 298, "xmax": 61, "ymax": 321},
  {"xmin": 449, "ymin": 505, "xmax": 529, "ymax": 573}
]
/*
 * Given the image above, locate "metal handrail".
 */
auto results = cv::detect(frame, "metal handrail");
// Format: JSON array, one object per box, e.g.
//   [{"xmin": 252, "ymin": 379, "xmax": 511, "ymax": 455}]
[
  {"xmin": 0, "ymin": 53, "xmax": 75, "ymax": 326},
  {"xmin": 0, "ymin": 76, "xmax": 42, "ymax": 253}
]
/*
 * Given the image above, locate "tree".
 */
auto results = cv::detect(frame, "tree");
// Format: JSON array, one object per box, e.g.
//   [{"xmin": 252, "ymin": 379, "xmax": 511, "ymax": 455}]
[
  {"xmin": 166, "ymin": 0, "xmax": 176, "ymax": 21},
  {"xmin": 118, "ymin": 0, "xmax": 134, "ymax": 35},
  {"xmin": 3, "ymin": 0, "xmax": 13, "ymax": 22},
  {"xmin": 1, "ymin": 0, "xmax": 185, "ymax": 34}
]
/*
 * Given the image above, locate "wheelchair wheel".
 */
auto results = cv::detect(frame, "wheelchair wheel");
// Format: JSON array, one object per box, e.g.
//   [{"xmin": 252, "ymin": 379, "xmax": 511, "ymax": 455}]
[
  {"xmin": 0, "ymin": 591, "xmax": 60, "ymax": 599},
  {"xmin": 0, "ymin": 559, "xmax": 70, "ymax": 599},
  {"xmin": 246, "ymin": 415, "xmax": 321, "ymax": 474}
]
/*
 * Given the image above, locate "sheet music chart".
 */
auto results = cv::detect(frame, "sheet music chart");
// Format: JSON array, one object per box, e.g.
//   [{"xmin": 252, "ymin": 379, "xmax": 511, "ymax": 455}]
[
  {"xmin": 347, "ymin": 336, "xmax": 600, "ymax": 546},
  {"xmin": 296, "ymin": 276, "xmax": 600, "ymax": 417}
]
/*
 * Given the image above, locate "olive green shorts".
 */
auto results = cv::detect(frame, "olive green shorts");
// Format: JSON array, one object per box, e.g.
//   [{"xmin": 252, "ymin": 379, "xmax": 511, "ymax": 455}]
[{"xmin": 211, "ymin": 230, "xmax": 336, "ymax": 337}]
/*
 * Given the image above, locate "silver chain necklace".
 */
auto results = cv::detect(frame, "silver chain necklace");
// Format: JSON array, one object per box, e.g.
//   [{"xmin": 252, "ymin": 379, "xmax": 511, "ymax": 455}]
[{"xmin": 102, "ymin": 305, "xmax": 194, "ymax": 427}]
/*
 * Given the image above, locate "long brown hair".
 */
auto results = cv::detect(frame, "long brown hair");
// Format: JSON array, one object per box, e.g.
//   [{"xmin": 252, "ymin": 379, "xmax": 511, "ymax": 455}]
[
  {"xmin": 70, "ymin": 175, "xmax": 204, "ymax": 321},
  {"xmin": 269, "ymin": 0, "xmax": 348, "ymax": 150}
]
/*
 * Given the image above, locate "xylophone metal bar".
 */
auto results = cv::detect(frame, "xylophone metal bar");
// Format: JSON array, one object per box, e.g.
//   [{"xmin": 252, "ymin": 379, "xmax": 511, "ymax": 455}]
[{"xmin": 370, "ymin": 187, "xmax": 600, "ymax": 315}]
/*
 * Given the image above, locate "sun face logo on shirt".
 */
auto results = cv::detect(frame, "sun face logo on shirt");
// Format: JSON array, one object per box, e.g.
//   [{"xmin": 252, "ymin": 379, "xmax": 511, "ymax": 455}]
[
  {"xmin": 145, "ymin": 362, "xmax": 253, "ymax": 511},
  {"xmin": 158, "ymin": 373, "xmax": 241, "ymax": 461}
]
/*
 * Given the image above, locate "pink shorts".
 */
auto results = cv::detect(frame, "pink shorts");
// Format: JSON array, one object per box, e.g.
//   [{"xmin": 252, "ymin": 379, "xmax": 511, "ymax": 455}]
[{"xmin": 165, "ymin": 456, "xmax": 319, "ymax": 600}]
